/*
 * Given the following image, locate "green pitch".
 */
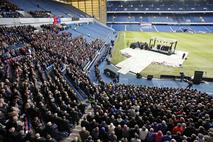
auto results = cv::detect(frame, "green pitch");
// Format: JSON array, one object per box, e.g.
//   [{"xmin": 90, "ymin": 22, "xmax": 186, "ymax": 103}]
[{"xmin": 111, "ymin": 31, "xmax": 213, "ymax": 78}]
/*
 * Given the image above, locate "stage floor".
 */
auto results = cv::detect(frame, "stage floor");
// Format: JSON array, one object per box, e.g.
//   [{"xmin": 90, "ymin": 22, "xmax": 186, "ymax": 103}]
[{"xmin": 116, "ymin": 48, "xmax": 188, "ymax": 74}]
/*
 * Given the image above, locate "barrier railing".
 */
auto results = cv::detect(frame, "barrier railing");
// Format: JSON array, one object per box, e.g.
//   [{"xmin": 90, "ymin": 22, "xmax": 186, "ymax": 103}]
[
  {"xmin": 107, "ymin": 10, "xmax": 213, "ymax": 14},
  {"xmin": 0, "ymin": 17, "xmax": 94, "ymax": 27},
  {"xmin": 107, "ymin": 21, "xmax": 213, "ymax": 25}
]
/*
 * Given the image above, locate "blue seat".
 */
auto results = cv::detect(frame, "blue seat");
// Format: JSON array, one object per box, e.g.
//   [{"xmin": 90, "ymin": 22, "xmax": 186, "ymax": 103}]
[{"xmin": 9, "ymin": 0, "xmax": 88, "ymax": 18}]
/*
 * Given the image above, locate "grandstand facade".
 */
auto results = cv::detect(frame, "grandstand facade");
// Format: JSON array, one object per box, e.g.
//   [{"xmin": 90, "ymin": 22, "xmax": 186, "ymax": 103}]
[{"xmin": 59, "ymin": 0, "xmax": 107, "ymax": 23}]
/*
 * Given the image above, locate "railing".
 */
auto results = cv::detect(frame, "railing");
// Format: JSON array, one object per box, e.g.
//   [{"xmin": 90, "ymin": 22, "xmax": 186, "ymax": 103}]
[
  {"xmin": 107, "ymin": 10, "xmax": 213, "ymax": 14},
  {"xmin": 107, "ymin": 21, "xmax": 213, "ymax": 25},
  {"xmin": 0, "ymin": 17, "xmax": 94, "ymax": 27},
  {"xmin": 83, "ymin": 30, "xmax": 115, "ymax": 72}
]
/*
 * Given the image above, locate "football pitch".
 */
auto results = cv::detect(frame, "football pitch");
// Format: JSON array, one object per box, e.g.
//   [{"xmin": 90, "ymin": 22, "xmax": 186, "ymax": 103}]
[{"xmin": 111, "ymin": 31, "xmax": 213, "ymax": 78}]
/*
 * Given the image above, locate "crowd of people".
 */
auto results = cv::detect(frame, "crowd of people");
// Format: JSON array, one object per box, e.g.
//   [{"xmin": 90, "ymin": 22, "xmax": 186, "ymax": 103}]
[
  {"xmin": 156, "ymin": 44, "xmax": 172, "ymax": 52},
  {"xmin": 29, "ymin": 10, "xmax": 52, "ymax": 18},
  {"xmin": 0, "ymin": 24, "xmax": 104, "ymax": 142},
  {"xmin": 0, "ymin": 0, "xmax": 58, "ymax": 18},
  {"xmin": 30, "ymin": 25, "xmax": 103, "ymax": 68},
  {"xmin": 78, "ymin": 85, "xmax": 213, "ymax": 142},
  {"xmin": 0, "ymin": 3, "xmax": 212, "ymax": 142},
  {"xmin": 0, "ymin": 0, "xmax": 23, "ymax": 18},
  {"xmin": 0, "ymin": 0, "xmax": 52, "ymax": 18}
]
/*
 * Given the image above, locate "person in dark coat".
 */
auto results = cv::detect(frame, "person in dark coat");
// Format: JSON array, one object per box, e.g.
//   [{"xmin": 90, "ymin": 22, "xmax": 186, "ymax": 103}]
[{"xmin": 79, "ymin": 127, "xmax": 90, "ymax": 142}]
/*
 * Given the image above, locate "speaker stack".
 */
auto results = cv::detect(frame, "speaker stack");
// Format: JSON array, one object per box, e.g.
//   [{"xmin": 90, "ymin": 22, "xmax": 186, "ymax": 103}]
[
  {"xmin": 147, "ymin": 75, "xmax": 153, "ymax": 80},
  {"xmin": 193, "ymin": 71, "xmax": 203, "ymax": 84}
]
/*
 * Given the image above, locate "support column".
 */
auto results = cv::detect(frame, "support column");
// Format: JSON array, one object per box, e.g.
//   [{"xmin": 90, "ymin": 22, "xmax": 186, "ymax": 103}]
[{"xmin": 91, "ymin": 0, "xmax": 94, "ymax": 17}]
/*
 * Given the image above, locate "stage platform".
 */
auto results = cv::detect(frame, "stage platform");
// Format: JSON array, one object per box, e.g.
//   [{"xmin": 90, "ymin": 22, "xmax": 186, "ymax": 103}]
[{"xmin": 116, "ymin": 48, "xmax": 188, "ymax": 74}]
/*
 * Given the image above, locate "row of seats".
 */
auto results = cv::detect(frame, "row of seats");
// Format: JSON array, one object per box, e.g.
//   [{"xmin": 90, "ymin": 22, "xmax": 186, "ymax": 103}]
[
  {"xmin": 64, "ymin": 22, "xmax": 116, "ymax": 43},
  {"xmin": 0, "ymin": 0, "xmax": 88, "ymax": 18},
  {"xmin": 108, "ymin": 24, "xmax": 213, "ymax": 33},
  {"xmin": 9, "ymin": 0, "xmax": 88, "ymax": 18},
  {"xmin": 107, "ymin": 14, "xmax": 213, "ymax": 23},
  {"xmin": 107, "ymin": 0, "xmax": 213, "ymax": 11}
]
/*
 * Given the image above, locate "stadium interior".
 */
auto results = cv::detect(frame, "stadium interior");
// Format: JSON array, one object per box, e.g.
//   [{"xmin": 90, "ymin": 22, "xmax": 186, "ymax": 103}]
[{"xmin": 0, "ymin": 0, "xmax": 212, "ymax": 142}]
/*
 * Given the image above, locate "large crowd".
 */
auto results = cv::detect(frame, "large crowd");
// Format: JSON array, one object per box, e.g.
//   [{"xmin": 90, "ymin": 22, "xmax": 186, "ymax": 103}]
[
  {"xmin": 0, "ymin": 0, "xmax": 23, "ymax": 18},
  {"xmin": 0, "ymin": 24, "xmax": 102, "ymax": 142},
  {"xmin": 0, "ymin": 24, "xmax": 212, "ymax": 142},
  {"xmin": 0, "ymin": 2, "xmax": 212, "ymax": 142},
  {"xmin": 79, "ymin": 85, "xmax": 213, "ymax": 142},
  {"xmin": 29, "ymin": 10, "xmax": 52, "ymax": 18},
  {"xmin": 0, "ymin": 0, "xmax": 56, "ymax": 18}
]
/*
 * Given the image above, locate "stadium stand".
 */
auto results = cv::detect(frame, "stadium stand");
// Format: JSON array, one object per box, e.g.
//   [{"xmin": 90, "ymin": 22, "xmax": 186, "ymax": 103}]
[
  {"xmin": 80, "ymin": 83, "xmax": 213, "ymax": 142},
  {"xmin": 107, "ymin": 14, "xmax": 211, "ymax": 23},
  {"xmin": 0, "ymin": 0, "xmax": 23, "ymax": 18},
  {"xmin": 7, "ymin": 0, "xmax": 89, "ymax": 18},
  {"xmin": 0, "ymin": 0, "xmax": 213, "ymax": 142},
  {"xmin": 107, "ymin": 0, "xmax": 213, "ymax": 33},
  {"xmin": 65, "ymin": 22, "xmax": 115, "ymax": 43},
  {"xmin": 107, "ymin": 0, "xmax": 213, "ymax": 11},
  {"xmin": 0, "ymin": 23, "xmax": 108, "ymax": 141},
  {"xmin": 155, "ymin": 25, "xmax": 173, "ymax": 32}
]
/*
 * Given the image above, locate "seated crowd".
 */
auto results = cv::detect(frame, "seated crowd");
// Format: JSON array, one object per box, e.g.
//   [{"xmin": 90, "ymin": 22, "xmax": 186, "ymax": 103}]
[
  {"xmin": 0, "ymin": 0, "xmax": 23, "ymax": 18},
  {"xmin": 0, "ymin": 24, "xmax": 102, "ymax": 142},
  {"xmin": 0, "ymin": 12, "xmax": 212, "ymax": 142},
  {"xmin": 79, "ymin": 84, "xmax": 213, "ymax": 142},
  {"xmin": 0, "ymin": 0, "xmax": 60, "ymax": 18},
  {"xmin": 30, "ymin": 25, "xmax": 103, "ymax": 68},
  {"xmin": 29, "ymin": 10, "xmax": 52, "ymax": 18}
]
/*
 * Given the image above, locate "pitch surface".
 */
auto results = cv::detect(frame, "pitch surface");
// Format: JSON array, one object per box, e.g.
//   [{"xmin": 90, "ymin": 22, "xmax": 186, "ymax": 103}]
[{"xmin": 111, "ymin": 31, "xmax": 213, "ymax": 78}]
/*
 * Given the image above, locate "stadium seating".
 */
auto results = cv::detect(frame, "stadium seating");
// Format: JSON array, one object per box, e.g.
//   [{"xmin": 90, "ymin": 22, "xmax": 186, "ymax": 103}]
[
  {"xmin": 0, "ymin": 0, "xmax": 115, "ymax": 138},
  {"xmin": 111, "ymin": 24, "xmax": 126, "ymax": 31},
  {"xmin": 203, "ymin": 15, "xmax": 213, "ymax": 22},
  {"xmin": 107, "ymin": 0, "xmax": 213, "ymax": 32},
  {"xmin": 0, "ymin": 0, "xmax": 23, "ymax": 17},
  {"xmin": 107, "ymin": 0, "xmax": 213, "ymax": 11},
  {"xmin": 0, "ymin": 23, "xmax": 109, "ymax": 141},
  {"xmin": 107, "ymin": 14, "xmax": 212, "ymax": 23},
  {"xmin": 79, "ymin": 83, "xmax": 213, "ymax": 142},
  {"xmin": 206, "ymin": 26, "xmax": 213, "ymax": 32},
  {"xmin": 155, "ymin": 25, "xmax": 173, "ymax": 32},
  {"xmin": 108, "ymin": 23, "xmax": 157, "ymax": 32},
  {"xmin": 64, "ymin": 22, "xmax": 115, "ymax": 43},
  {"xmin": 0, "ymin": 1, "xmax": 213, "ymax": 142},
  {"xmin": 108, "ymin": 23, "xmax": 213, "ymax": 33},
  {"xmin": 8, "ymin": 0, "xmax": 89, "ymax": 18}
]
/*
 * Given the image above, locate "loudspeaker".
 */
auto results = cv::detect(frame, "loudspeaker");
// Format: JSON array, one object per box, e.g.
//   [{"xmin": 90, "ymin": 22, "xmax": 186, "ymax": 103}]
[
  {"xmin": 193, "ymin": 71, "xmax": 203, "ymax": 84},
  {"xmin": 136, "ymin": 73, "xmax": 142, "ymax": 79},
  {"xmin": 147, "ymin": 75, "xmax": 153, "ymax": 80},
  {"xmin": 130, "ymin": 43, "xmax": 137, "ymax": 49},
  {"xmin": 104, "ymin": 68, "xmax": 117, "ymax": 79}
]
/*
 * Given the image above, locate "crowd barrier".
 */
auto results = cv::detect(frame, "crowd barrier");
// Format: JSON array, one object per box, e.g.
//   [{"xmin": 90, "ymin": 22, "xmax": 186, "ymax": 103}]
[{"xmin": 0, "ymin": 17, "xmax": 94, "ymax": 27}]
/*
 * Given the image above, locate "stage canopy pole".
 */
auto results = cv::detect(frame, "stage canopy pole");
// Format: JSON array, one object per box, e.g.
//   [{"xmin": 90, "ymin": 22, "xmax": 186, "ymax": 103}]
[{"xmin": 174, "ymin": 41, "xmax": 178, "ymax": 53}]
